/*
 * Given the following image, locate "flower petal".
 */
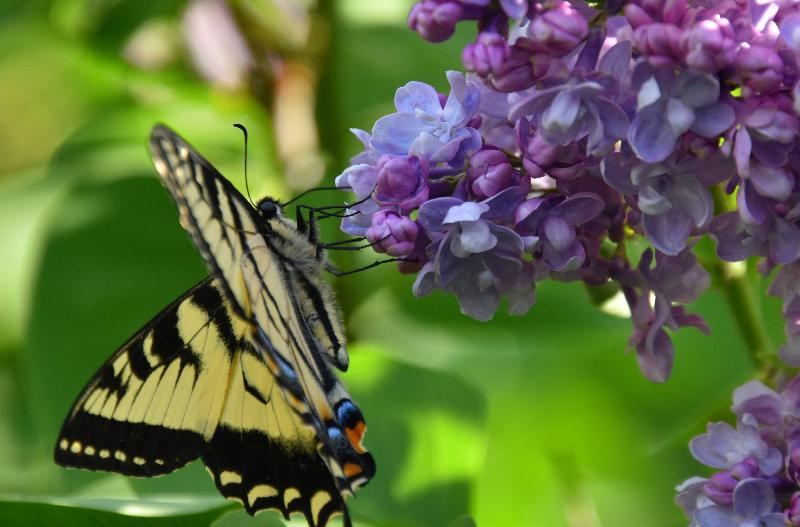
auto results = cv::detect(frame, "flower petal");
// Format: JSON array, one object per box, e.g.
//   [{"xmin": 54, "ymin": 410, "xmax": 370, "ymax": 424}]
[
  {"xmin": 694, "ymin": 506, "xmax": 743, "ymax": 527},
  {"xmin": 543, "ymin": 215, "xmax": 575, "ymax": 252},
  {"xmin": 418, "ymin": 197, "xmax": 464, "ymax": 232},
  {"xmin": 443, "ymin": 70, "xmax": 480, "ymax": 127},
  {"xmin": 628, "ymin": 100, "xmax": 678, "ymax": 163},
  {"xmin": 395, "ymin": 80, "xmax": 441, "ymax": 115},
  {"xmin": 551, "ymin": 192, "xmax": 605, "ymax": 225},
  {"xmin": 459, "ymin": 220, "xmax": 498, "ymax": 254},
  {"xmin": 444, "ymin": 201, "xmax": 489, "ymax": 224},
  {"xmin": 372, "ymin": 112, "xmax": 431, "ymax": 155},
  {"xmin": 731, "ymin": 478, "xmax": 775, "ymax": 519},
  {"xmin": 692, "ymin": 102, "xmax": 735, "ymax": 138},
  {"xmin": 643, "ymin": 208, "xmax": 692, "ymax": 255}
]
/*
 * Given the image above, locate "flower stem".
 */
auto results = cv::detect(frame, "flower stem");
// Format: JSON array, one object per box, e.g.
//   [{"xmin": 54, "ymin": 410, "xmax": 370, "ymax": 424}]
[{"xmin": 709, "ymin": 185, "xmax": 780, "ymax": 380}]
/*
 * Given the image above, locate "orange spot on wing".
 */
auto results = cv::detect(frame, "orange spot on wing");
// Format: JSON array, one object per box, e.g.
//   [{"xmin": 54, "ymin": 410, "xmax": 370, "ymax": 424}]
[
  {"xmin": 345, "ymin": 421, "xmax": 367, "ymax": 453},
  {"xmin": 343, "ymin": 462, "xmax": 363, "ymax": 479}
]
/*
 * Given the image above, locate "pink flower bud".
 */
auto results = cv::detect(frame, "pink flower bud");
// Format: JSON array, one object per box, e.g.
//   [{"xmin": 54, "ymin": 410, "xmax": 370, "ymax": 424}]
[
  {"xmin": 408, "ymin": 1, "xmax": 464, "ymax": 43},
  {"xmin": 366, "ymin": 211, "xmax": 419, "ymax": 257},
  {"xmin": 374, "ymin": 156, "xmax": 429, "ymax": 211},
  {"xmin": 633, "ymin": 23, "xmax": 685, "ymax": 65},
  {"xmin": 737, "ymin": 45, "xmax": 783, "ymax": 94},
  {"xmin": 462, "ymin": 31, "xmax": 510, "ymax": 77},
  {"xmin": 528, "ymin": 1, "xmax": 589, "ymax": 56},
  {"xmin": 467, "ymin": 149, "xmax": 518, "ymax": 199},
  {"xmin": 683, "ymin": 16, "xmax": 736, "ymax": 72}
]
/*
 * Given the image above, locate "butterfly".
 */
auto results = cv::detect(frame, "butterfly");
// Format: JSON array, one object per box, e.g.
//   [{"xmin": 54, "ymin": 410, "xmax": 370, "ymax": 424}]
[{"xmin": 54, "ymin": 124, "xmax": 375, "ymax": 527}]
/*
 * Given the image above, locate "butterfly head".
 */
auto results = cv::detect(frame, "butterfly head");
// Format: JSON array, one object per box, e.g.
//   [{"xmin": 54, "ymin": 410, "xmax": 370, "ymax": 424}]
[{"xmin": 256, "ymin": 197, "xmax": 282, "ymax": 220}]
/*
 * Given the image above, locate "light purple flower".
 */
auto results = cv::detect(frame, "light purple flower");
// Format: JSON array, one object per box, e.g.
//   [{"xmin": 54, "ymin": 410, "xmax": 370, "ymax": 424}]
[
  {"xmin": 689, "ymin": 422, "xmax": 782, "ymax": 476},
  {"xmin": 781, "ymin": 13, "xmax": 800, "ymax": 51},
  {"xmin": 515, "ymin": 192, "xmax": 605, "ymax": 271},
  {"xmin": 768, "ymin": 264, "xmax": 800, "ymax": 367},
  {"xmin": 694, "ymin": 478, "xmax": 786, "ymax": 527},
  {"xmin": 469, "ymin": 74, "xmax": 517, "ymax": 151},
  {"xmin": 335, "ymin": 163, "xmax": 381, "ymax": 236},
  {"xmin": 371, "ymin": 71, "xmax": 482, "ymax": 166},
  {"xmin": 626, "ymin": 248, "xmax": 710, "ymax": 382},
  {"xmin": 628, "ymin": 65, "xmax": 735, "ymax": 163},
  {"xmin": 676, "ymin": 476, "xmax": 714, "ymax": 520},
  {"xmin": 509, "ymin": 38, "xmax": 631, "ymax": 152},
  {"xmin": 727, "ymin": 100, "xmax": 798, "ymax": 201},
  {"xmin": 709, "ymin": 212, "xmax": 800, "ymax": 265},
  {"xmin": 602, "ymin": 152, "xmax": 732, "ymax": 255},
  {"xmin": 516, "ymin": 117, "xmax": 585, "ymax": 180},
  {"xmin": 414, "ymin": 187, "xmax": 532, "ymax": 320},
  {"xmin": 731, "ymin": 377, "xmax": 800, "ymax": 442}
]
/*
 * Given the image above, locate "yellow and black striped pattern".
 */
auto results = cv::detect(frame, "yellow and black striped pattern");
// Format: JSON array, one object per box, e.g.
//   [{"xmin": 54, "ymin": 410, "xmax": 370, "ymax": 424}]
[{"xmin": 55, "ymin": 124, "xmax": 374, "ymax": 527}]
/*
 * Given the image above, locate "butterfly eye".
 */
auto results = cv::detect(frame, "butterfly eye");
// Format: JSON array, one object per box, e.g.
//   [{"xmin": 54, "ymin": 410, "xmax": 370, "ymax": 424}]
[{"xmin": 258, "ymin": 199, "xmax": 280, "ymax": 219}]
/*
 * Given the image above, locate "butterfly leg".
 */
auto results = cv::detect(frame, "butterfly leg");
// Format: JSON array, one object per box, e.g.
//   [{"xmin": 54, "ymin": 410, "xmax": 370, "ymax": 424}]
[{"xmin": 325, "ymin": 258, "xmax": 413, "ymax": 277}]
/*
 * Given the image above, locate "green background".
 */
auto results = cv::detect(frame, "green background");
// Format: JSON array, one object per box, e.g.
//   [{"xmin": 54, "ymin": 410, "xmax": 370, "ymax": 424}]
[{"xmin": 0, "ymin": 1, "xmax": 781, "ymax": 526}]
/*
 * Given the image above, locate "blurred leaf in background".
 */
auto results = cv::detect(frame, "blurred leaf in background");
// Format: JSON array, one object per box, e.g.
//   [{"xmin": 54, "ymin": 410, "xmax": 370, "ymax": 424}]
[{"xmin": 0, "ymin": 0, "xmax": 781, "ymax": 526}]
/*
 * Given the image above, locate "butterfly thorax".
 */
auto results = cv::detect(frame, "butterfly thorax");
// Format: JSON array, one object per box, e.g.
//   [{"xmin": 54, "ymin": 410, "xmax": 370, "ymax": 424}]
[{"xmin": 259, "ymin": 205, "xmax": 349, "ymax": 372}]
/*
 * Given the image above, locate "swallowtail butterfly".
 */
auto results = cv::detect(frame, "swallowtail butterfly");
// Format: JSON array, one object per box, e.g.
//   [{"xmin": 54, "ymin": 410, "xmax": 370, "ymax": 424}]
[{"xmin": 54, "ymin": 124, "xmax": 374, "ymax": 527}]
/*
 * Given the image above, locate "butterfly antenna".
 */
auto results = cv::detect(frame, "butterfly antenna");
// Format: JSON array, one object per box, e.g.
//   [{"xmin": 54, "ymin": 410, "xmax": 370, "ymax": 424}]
[
  {"xmin": 283, "ymin": 186, "xmax": 349, "ymax": 208},
  {"xmin": 233, "ymin": 123, "xmax": 255, "ymax": 208}
]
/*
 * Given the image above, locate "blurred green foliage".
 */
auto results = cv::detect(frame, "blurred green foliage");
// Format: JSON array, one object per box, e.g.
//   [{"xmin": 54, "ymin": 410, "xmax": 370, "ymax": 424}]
[{"xmin": 0, "ymin": 1, "xmax": 786, "ymax": 526}]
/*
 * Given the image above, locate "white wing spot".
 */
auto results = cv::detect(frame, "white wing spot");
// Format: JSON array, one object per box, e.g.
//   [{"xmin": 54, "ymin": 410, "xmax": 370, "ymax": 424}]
[
  {"xmin": 155, "ymin": 458, "xmax": 165, "ymax": 465},
  {"xmin": 134, "ymin": 456, "xmax": 146, "ymax": 465},
  {"xmin": 59, "ymin": 439, "xmax": 69, "ymax": 450},
  {"xmin": 114, "ymin": 450, "xmax": 127, "ymax": 462},
  {"xmin": 70, "ymin": 441, "xmax": 82, "ymax": 454},
  {"xmin": 85, "ymin": 446, "xmax": 96, "ymax": 456},
  {"xmin": 99, "ymin": 449, "xmax": 110, "ymax": 459}
]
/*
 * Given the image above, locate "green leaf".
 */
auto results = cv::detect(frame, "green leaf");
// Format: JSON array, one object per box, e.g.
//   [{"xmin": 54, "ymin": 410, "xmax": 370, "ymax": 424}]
[{"xmin": 0, "ymin": 500, "xmax": 227, "ymax": 527}]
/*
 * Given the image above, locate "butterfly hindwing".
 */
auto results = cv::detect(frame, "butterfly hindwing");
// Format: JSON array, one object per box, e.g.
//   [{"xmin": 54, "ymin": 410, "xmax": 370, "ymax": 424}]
[{"xmin": 56, "ymin": 278, "xmax": 352, "ymax": 527}]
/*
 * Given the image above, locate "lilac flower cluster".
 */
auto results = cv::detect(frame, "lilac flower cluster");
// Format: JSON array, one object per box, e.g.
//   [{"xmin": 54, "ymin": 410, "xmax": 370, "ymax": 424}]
[
  {"xmin": 337, "ymin": 0, "xmax": 800, "ymax": 386},
  {"xmin": 676, "ymin": 376, "xmax": 800, "ymax": 526}
]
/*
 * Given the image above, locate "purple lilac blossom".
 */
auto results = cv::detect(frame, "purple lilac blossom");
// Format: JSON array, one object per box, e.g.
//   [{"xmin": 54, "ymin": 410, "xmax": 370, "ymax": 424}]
[
  {"xmin": 677, "ymin": 375, "xmax": 800, "ymax": 524},
  {"xmin": 371, "ymin": 70, "xmax": 482, "ymax": 166},
  {"xmin": 694, "ymin": 478, "xmax": 786, "ymax": 527},
  {"xmin": 364, "ymin": 6, "xmax": 800, "ymax": 518},
  {"xmin": 414, "ymin": 187, "xmax": 532, "ymax": 321},
  {"xmin": 601, "ymin": 152, "xmax": 733, "ymax": 255},
  {"xmin": 340, "ymin": 1, "xmax": 800, "ymax": 384},
  {"xmin": 623, "ymin": 248, "xmax": 710, "ymax": 382}
]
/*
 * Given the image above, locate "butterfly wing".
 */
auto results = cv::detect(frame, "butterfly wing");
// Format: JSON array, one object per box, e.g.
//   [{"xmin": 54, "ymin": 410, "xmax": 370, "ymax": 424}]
[
  {"xmin": 55, "ymin": 278, "xmax": 351, "ymax": 526},
  {"xmin": 148, "ymin": 125, "xmax": 374, "ymax": 493}
]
